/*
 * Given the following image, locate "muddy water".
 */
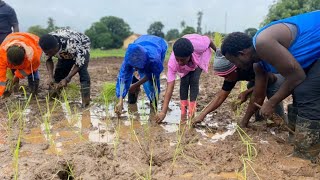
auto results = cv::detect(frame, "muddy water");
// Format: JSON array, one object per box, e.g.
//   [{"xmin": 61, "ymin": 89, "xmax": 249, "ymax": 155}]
[{"xmin": 0, "ymin": 100, "xmax": 236, "ymax": 156}]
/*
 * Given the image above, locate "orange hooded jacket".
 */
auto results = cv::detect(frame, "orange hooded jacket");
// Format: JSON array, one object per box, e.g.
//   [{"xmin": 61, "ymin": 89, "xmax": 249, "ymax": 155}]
[{"xmin": 0, "ymin": 32, "xmax": 42, "ymax": 96}]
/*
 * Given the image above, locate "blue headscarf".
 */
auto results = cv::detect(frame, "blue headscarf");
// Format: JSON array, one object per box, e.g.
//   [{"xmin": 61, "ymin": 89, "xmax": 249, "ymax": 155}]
[{"xmin": 125, "ymin": 43, "xmax": 147, "ymax": 69}]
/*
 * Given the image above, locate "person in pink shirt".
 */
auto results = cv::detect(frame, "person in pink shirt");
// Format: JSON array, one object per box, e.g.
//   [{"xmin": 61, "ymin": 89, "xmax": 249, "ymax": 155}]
[{"xmin": 155, "ymin": 34, "xmax": 216, "ymax": 123}]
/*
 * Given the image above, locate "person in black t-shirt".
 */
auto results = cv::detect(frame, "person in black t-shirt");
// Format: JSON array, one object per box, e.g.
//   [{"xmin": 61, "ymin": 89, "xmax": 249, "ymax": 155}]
[{"xmin": 192, "ymin": 49, "xmax": 285, "ymax": 127}]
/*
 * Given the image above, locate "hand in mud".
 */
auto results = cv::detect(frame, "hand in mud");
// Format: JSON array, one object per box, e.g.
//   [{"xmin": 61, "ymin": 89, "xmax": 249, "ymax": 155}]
[
  {"xmin": 154, "ymin": 112, "xmax": 166, "ymax": 123},
  {"xmin": 239, "ymin": 120, "xmax": 248, "ymax": 128},
  {"xmin": 238, "ymin": 91, "xmax": 249, "ymax": 104},
  {"xmin": 114, "ymin": 102, "xmax": 123, "ymax": 115},
  {"xmin": 191, "ymin": 115, "xmax": 205, "ymax": 126},
  {"xmin": 259, "ymin": 101, "xmax": 274, "ymax": 119},
  {"xmin": 58, "ymin": 79, "xmax": 68, "ymax": 88},
  {"xmin": 46, "ymin": 78, "xmax": 55, "ymax": 87}
]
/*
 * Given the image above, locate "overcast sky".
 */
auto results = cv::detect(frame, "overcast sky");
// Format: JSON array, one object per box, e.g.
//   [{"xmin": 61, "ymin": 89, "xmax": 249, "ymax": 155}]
[{"xmin": 7, "ymin": 0, "xmax": 275, "ymax": 34}]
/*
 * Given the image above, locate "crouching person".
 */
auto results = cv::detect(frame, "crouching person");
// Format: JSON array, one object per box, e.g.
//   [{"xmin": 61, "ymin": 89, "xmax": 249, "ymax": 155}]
[
  {"xmin": 0, "ymin": 32, "xmax": 41, "ymax": 97},
  {"xmin": 39, "ymin": 28, "xmax": 91, "ymax": 107},
  {"xmin": 114, "ymin": 35, "xmax": 168, "ymax": 115}
]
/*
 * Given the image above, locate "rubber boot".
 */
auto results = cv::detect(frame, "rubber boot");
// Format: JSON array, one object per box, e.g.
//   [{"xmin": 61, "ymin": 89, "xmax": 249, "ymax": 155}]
[
  {"xmin": 180, "ymin": 100, "xmax": 188, "ymax": 122},
  {"xmin": 188, "ymin": 101, "xmax": 197, "ymax": 120},
  {"xmin": 294, "ymin": 115, "xmax": 320, "ymax": 163},
  {"xmin": 287, "ymin": 104, "xmax": 298, "ymax": 143},
  {"xmin": 28, "ymin": 79, "xmax": 39, "ymax": 96},
  {"xmin": 81, "ymin": 82, "xmax": 91, "ymax": 108}
]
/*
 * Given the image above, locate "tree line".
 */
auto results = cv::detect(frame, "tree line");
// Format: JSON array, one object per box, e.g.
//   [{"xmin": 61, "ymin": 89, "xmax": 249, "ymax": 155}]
[{"xmin": 28, "ymin": 0, "xmax": 320, "ymax": 49}]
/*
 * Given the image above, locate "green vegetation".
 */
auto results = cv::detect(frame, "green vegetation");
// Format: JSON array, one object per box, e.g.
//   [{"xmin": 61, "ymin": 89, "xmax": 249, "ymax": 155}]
[
  {"xmin": 262, "ymin": 0, "xmax": 320, "ymax": 26},
  {"xmin": 85, "ymin": 16, "xmax": 132, "ymax": 49},
  {"xmin": 90, "ymin": 49, "xmax": 126, "ymax": 59},
  {"xmin": 96, "ymin": 82, "xmax": 117, "ymax": 104}
]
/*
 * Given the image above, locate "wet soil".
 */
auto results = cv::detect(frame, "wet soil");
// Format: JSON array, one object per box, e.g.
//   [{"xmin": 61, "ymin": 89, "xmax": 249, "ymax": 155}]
[{"xmin": 0, "ymin": 57, "xmax": 319, "ymax": 180}]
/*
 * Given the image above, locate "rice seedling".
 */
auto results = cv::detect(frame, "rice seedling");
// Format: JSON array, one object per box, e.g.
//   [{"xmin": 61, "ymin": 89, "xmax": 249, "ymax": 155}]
[
  {"xmin": 135, "ymin": 150, "xmax": 153, "ymax": 180},
  {"xmin": 150, "ymin": 74, "xmax": 159, "ymax": 114},
  {"xmin": 36, "ymin": 95, "xmax": 58, "ymax": 145},
  {"xmin": 97, "ymin": 82, "xmax": 117, "ymax": 104},
  {"xmin": 66, "ymin": 160, "xmax": 75, "ymax": 180},
  {"xmin": 11, "ymin": 86, "xmax": 32, "ymax": 180},
  {"xmin": 172, "ymin": 122, "xmax": 187, "ymax": 166},
  {"xmin": 236, "ymin": 125, "xmax": 260, "ymax": 180},
  {"xmin": 234, "ymin": 82, "xmax": 247, "ymax": 117},
  {"xmin": 113, "ymin": 119, "xmax": 121, "ymax": 159},
  {"xmin": 60, "ymin": 89, "xmax": 72, "ymax": 120},
  {"xmin": 5, "ymin": 69, "xmax": 14, "ymax": 92},
  {"xmin": 13, "ymin": 128, "xmax": 22, "ymax": 180},
  {"xmin": 64, "ymin": 83, "xmax": 80, "ymax": 101},
  {"xmin": 236, "ymin": 125, "xmax": 257, "ymax": 160}
]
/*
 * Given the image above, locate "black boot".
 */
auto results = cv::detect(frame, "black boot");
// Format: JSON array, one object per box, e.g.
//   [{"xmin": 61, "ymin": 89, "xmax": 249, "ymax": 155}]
[
  {"xmin": 294, "ymin": 115, "xmax": 320, "ymax": 163},
  {"xmin": 28, "ymin": 79, "xmax": 39, "ymax": 96},
  {"xmin": 287, "ymin": 104, "xmax": 298, "ymax": 143},
  {"xmin": 81, "ymin": 82, "xmax": 91, "ymax": 108}
]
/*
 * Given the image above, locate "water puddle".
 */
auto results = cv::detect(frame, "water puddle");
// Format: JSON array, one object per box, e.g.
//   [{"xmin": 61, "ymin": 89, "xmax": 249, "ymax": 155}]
[{"xmin": 3, "ymin": 99, "xmax": 238, "ymax": 155}]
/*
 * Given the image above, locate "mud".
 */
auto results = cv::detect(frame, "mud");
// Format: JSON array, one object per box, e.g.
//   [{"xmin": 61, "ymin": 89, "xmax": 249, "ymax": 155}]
[{"xmin": 0, "ymin": 57, "xmax": 319, "ymax": 180}]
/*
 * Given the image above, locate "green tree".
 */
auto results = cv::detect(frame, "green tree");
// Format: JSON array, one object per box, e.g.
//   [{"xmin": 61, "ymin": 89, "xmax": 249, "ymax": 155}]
[
  {"xmin": 165, "ymin": 29, "xmax": 180, "ymax": 41},
  {"xmin": 28, "ymin": 25, "xmax": 48, "ymax": 37},
  {"xmin": 85, "ymin": 16, "xmax": 131, "ymax": 49},
  {"xmin": 261, "ymin": 0, "xmax": 320, "ymax": 26},
  {"xmin": 197, "ymin": 11, "xmax": 203, "ymax": 34},
  {"xmin": 147, "ymin": 21, "xmax": 165, "ymax": 38},
  {"xmin": 180, "ymin": 26, "xmax": 196, "ymax": 36},
  {"xmin": 28, "ymin": 17, "xmax": 59, "ymax": 36},
  {"xmin": 47, "ymin": 17, "xmax": 58, "ymax": 32},
  {"xmin": 244, "ymin": 28, "xmax": 258, "ymax": 37}
]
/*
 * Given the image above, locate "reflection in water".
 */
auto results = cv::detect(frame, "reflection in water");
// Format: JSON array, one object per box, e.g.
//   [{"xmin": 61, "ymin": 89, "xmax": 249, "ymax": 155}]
[
  {"xmin": 210, "ymin": 123, "xmax": 237, "ymax": 143},
  {"xmin": 21, "ymin": 100, "xmax": 238, "ymax": 155}
]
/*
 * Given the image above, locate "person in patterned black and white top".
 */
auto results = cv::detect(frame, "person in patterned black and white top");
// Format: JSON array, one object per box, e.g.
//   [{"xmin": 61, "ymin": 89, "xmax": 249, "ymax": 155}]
[{"xmin": 39, "ymin": 28, "xmax": 91, "ymax": 107}]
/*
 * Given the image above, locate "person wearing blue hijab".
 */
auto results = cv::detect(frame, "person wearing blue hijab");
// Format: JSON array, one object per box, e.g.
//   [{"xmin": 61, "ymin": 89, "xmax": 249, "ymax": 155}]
[{"xmin": 115, "ymin": 35, "xmax": 167, "ymax": 115}]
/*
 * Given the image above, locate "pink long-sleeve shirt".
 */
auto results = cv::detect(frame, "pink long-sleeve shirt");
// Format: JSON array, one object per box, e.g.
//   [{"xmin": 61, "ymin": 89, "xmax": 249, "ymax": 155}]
[{"xmin": 167, "ymin": 34, "xmax": 213, "ymax": 82}]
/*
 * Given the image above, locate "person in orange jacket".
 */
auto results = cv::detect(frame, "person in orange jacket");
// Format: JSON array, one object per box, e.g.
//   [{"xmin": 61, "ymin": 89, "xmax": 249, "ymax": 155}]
[{"xmin": 0, "ymin": 32, "xmax": 42, "ymax": 97}]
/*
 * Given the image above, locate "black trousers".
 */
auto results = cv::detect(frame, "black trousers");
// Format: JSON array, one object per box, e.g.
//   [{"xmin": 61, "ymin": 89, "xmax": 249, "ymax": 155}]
[
  {"xmin": 293, "ymin": 60, "xmax": 320, "ymax": 120},
  {"xmin": 54, "ymin": 53, "xmax": 90, "ymax": 98},
  {"xmin": 180, "ymin": 67, "xmax": 202, "ymax": 101}
]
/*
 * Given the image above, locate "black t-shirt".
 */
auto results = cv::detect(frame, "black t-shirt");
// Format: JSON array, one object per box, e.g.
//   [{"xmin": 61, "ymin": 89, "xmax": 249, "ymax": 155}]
[
  {"xmin": 222, "ymin": 66, "xmax": 255, "ymax": 91},
  {"xmin": 0, "ymin": 2, "xmax": 18, "ymax": 33}
]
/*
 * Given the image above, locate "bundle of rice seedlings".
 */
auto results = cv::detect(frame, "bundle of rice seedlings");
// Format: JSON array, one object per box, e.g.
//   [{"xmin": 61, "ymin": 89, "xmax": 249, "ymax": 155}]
[
  {"xmin": 5, "ymin": 68, "xmax": 14, "ymax": 91},
  {"xmin": 65, "ymin": 83, "xmax": 80, "ymax": 100},
  {"xmin": 99, "ymin": 82, "xmax": 117, "ymax": 104},
  {"xmin": 214, "ymin": 32, "xmax": 223, "ymax": 48}
]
